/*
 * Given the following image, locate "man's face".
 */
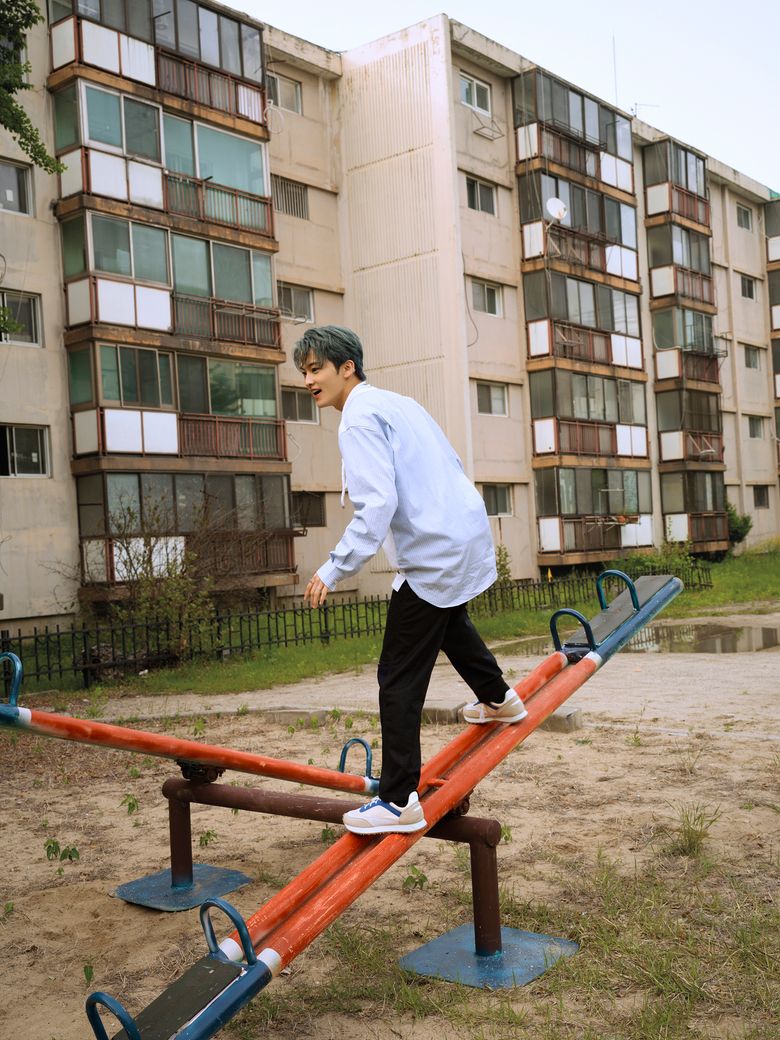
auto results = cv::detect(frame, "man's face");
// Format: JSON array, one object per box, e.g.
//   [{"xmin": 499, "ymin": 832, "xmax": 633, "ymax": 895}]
[{"xmin": 301, "ymin": 351, "xmax": 356, "ymax": 411}]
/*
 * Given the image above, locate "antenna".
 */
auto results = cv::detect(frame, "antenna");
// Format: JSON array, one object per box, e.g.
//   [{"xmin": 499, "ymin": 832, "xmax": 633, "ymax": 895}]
[{"xmin": 545, "ymin": 197, "xmax": 568, "ymax": 223}]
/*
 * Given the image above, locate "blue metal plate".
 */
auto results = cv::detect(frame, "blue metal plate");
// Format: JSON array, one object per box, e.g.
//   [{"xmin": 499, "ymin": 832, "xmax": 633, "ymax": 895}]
[
  {"xmin": 399, "ymin": 924, "xmax": 578, "ymax": 989},
  {"xmin": 114, "ymin": 864, "xmax": 252, "ymax": 911}
]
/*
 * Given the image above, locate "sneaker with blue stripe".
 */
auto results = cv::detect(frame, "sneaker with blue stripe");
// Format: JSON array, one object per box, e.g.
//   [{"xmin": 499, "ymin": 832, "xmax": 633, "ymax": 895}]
[{"xmin": 343, "ymin": 791, "xmax": 427, "ymax": 835}]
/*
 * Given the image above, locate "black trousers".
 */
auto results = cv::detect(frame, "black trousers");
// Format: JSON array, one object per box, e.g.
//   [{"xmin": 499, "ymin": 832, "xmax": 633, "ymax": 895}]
[{"xmin": 376, "ymin": 581, "xmax": 509, "ymax": 804}]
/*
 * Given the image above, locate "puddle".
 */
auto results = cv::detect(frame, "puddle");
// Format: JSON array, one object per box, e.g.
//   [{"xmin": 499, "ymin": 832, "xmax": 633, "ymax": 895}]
[{"xmin": 497, "ymin": 623, "xmax": 780, "ymax": 656}]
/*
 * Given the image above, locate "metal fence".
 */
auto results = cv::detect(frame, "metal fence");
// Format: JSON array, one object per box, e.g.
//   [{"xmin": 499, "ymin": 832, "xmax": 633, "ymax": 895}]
[{"xmin": 1, "ymin": 564, "xmax": 711, "ymax": 692}]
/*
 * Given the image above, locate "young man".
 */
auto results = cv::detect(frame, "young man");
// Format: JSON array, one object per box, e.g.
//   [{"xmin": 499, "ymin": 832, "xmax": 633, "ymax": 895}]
[{"xmin": 294, "ymin": 326, "xmax": 526, "ymax": 836}]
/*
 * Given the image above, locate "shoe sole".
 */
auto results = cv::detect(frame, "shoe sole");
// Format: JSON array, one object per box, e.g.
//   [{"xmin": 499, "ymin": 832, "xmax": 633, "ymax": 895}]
[
  {"xmin": 344, "ymin": 819, "xmax": 427, "ymax": 835},
  {"xmin": 463, "ymin": 709, "xmax": 529, "ymax": 725}
]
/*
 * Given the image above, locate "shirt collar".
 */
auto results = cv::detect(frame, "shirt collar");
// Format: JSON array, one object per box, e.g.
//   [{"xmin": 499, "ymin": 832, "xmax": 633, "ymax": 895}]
[{"xmin": 342, "ymin": 380, "xmax": 373, "ymax": 418}]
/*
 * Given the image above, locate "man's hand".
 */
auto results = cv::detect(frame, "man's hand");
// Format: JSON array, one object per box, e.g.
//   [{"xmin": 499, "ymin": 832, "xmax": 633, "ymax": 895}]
[{"xmin": 305, "ymin": 574, "xmax": 330, "ymax": 608}]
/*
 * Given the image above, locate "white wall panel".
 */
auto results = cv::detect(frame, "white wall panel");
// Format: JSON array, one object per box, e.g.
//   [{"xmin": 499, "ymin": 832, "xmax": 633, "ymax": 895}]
[
  {"xmin": 82, "ymin": 540, "xmax": 107, "ymax": 582},
  {"xmin": 631, "ymin": 426, "xmax": 647, "ymax": 457},
  {"xmin": 645, "ymin": 182, "xmax": 669, "ymax": 215},
  {"xmin": 135, "ymin": 285, "xmax": 171, "ymax": 330},
  {"xmin": 533, "ymin": 418, "xmax": 556, "ymax": 454},
  {"xmin": 772, "ymin": 304, "xmax": 780, "ymax": 331},
  {"xmin": 665, "ymin": 513, "xmax": 689, "ymax": 542},
  {"xmin": 97, "ymin": 278, "xmax": 135, "ymax": 325},
  {"xmin": 73, "ymin": 409, "xmax": 99, "ymax": 455},
  {"xmin": 660, "ymin": 430, "xmax": 684, "ymax": 460},
  {"xmin": 128, "ymin": 162, "xmax": 163, "ymax": 208},
  {"xmin": 616, "ymin": 424, "xmax": 632, "ymax": 455},
  {"xmin": 656, "ymin": 349, "xmax": 681, "ymax": 380},
  {"xmin": 142, "ymin": 411, "xmax": 178, "ymax": 453},
  {"xmin": 89, "ymin": 150, "xmax": 127, "ymax": 200},
  {"xmin": 104, "ymin": 408, "xmax": 142, "ymax": 452},
  {"xmin": 625, "ymin": 337, "xmax": 642, "ymax": 368},
  {"xmin": 636, "ymin": 515, "xmax": 653, "ymax": 545},
  {"xmin": 611, "ymin": 334, "xmax": 627, "ymax": 366},
  {"xmin": 516, "ymin": 124, "xmax": 538, "ymax": 161},
  {"xmin": 768, "ymin": 237, "xmax": 780, "ymax": 263},
  {"xmin": 523, "ymin": 222, "xmax": 544, "ymax": 258},
  {"xmin": 528, "ymin": 320, "xmax": 550, "ymax": 357},
  {"xmin": 67, "ymin": 279, "xmax": 92, "ymax": 325},
  {"xmin": 538, "ymin": 517, "xmax": 561, "ymax": 552},
  {"xmin": 600, "ymin": 153, "xmax": 617, "ymax": 187},
  {"xmin": 81, "ymin": 20, "xmax": 120, "ymax": 73},
  {"xmin": 119, "ymin": 34, "xmax": 155, "ymax": 85},
  {"xmin": 651, "ymin": 266, "xmax": 675, "ymax": 297},
  {"xmin": 59, "ymin": 150, "xmax": 83, "ymax": 197},
  {"xmin": 237, "ymin": 84, "xmax": 263, "ymax": 122},
  {"xmin": 51, "ymin": 18, "xmax": 76, "ymax": 68},
  {"xmin": 616, "ymin": 159, "xmax": 633, "ymax": 193}
]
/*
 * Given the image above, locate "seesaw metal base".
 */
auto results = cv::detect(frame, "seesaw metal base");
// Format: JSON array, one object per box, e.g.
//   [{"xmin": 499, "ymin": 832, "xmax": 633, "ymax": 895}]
[
  {"xmin": 399, "ymin": 924, "xmax": 578, "ymax": 989},
  {"xmin": 115, "ymin": 864, "xmax": 252, "ymax": 911}
]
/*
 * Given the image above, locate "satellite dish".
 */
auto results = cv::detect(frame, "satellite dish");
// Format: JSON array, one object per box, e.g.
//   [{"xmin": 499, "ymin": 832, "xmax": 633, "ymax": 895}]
[{"xmin": 545, "ymin": 197, "xmax": 568, "ymax": 222}]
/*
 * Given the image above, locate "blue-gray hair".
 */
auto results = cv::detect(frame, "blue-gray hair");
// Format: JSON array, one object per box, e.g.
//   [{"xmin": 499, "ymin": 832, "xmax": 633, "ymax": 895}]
[{"xmin": 293, "ymin": 326, "xmax": 366, "ymax": 381}]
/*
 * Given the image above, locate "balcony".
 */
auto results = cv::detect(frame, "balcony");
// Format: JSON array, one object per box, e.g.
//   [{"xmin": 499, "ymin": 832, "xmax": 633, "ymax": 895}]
[
  {"xmin": 559, "ymin": 419, "xmax": 616, "ymax": 456},
  {"xmin": 527, "ymin": 319, "xmax": 643, "ymax": 369},
  {"xmin": 173, "ymin": 294, "xmax": 281, "ymax": 349},
  {"xmin": 665, "ymin": 511, "xmax": 728, "ymax": 546},
  {"xmin": 655, "ymin": 347, "xmax": 722, "ymax": 385},
  {"xmin": 659, "ymin": 429, "xmax": 724, "ymax": 463},
  {"xmin": 517, "ymin": 123, "xmax": 599, "ymax": 180},
  {"xmin": 650, "ymin": 264, "xmax": 715, "ymax": 305},
  {"xmin": 533, "ymin": 417, "xmax": 648, "ymax": 458},
  {"xmin": 164, "ymin": 173, "xmax": 273, "ymax": 236},
  {"xmin": 645, "ymin": 182, "xmax": 710, "ymax": 227},
  {"xmin": 179, "ymin": 414, "xmax": 286, "ymax": 461},
  {"xmin": 157, "ymin": 51, "xmax": 265, "ymax": 123}
]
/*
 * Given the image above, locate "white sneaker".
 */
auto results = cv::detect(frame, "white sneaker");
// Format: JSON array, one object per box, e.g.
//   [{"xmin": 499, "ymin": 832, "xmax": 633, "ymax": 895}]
[
  {"xmin": 343, "ymin": 791, "xmax": 427, "ymax": 835},
  {"xmin": 462, "ymin": 689, "xmax": 528, "ymax": 725}
]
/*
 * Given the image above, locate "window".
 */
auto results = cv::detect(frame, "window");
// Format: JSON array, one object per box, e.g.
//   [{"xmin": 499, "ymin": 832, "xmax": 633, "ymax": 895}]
[
  {"xmin": 0, "ymin": 425, "xmax": 48, "ymax": 476},
  {"xmin": 90, "ymin": 215, "xmax": 169, "ymax": 284},
  {"xmin": 743, "ymin": 344, "xmax": 761, "ymax": 370},
  {"xmin": 0, "ymin": 161, "xmax": 30, "ymax": 215},
  {"xmin": 472, "ymin": 279, "xmax": 502, "ymax": 316},
  {"xmin": 267, "ymin": 72, "xmax": 302, "ymax": 113},
  {"xmin": 476, "ymin": 382, "xmax": 507, "ymax": 416},
  {"xmin": 171, "ymin": 234, "xmax": 272, "ymax": 306},
  {"xmin": 54, "ymin": 84, "xmax": 80, "ymax": 151},
  {"xmin": 736, "ymin": 204, "xmax": 753, "ymax": 231},
  {"xmin": 740, "ymin": 275, "xmax": 756, "ymax": 300},
  {"xmin": 277, "ymin": 282, "xmax": 313, "ymax": 321},
  {"xmin": 535, "ymin": 467, "xmax": 651, "ymax": 517},
  {"xmin": 460, "ymin": 72, "xmax": 491, "ymax": 115},
  {"xmin": 747, "ymin": 415, "xmax": 764, "ymax": 439},
  {"xmin": 175, "ymin": 354, "xmax": 275, "ymax": 416},
  {"xmin": 0, "ymin": 291, "xmax": 40, "ymax": 345},
  {"xmin": 100, "ymin": 345, "xmax": 173, "ymax": 407},
  {"xmin": 482, "ymin": 484, "xmax": 511, "ymax": 516},
  {"xmin": 466, "ymin": 176, "xmax": 496, "ymax": 215},
  {"xmin": 753, "ymin": 485, "xmax": 769, "ymax": 509},
  {"xmin": 282, "ymin": 387, "xmax": 317, "ymax": 423},
  {"xmin": 196, "ymin": 123, "xmax": 264, "ymax": 195},
  {"xmin": 292, "ymin": 490, "xmax": 325, "ymax": 527},
  {"xmin": 68, "ymin": 348, "xmax": 94, "ymax": 405},
  {"xmin": 84, "ymin": 86, "xmax": 160, "ymax": 161},
  {"xmin": 271, "ymin": 175, "xmax": 309, "ymax": 219}
]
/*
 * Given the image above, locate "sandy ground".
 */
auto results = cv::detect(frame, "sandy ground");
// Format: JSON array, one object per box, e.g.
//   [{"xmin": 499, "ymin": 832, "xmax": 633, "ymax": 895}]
[{"xmin": 0, "ymin": 614, "xmax": 778, "ymax": 1039}]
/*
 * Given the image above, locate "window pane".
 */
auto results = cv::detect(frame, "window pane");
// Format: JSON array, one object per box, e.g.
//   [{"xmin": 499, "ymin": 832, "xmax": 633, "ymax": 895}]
[
  {"xmin": 13, "ymin": 427, "xmax": 46, "ymax": 475},
  {"xmin": 252, "ymin": 252, "xmax": 273, "ymax": 306},
  {"xmin": 177, "ymin": 354, "xmax": 208, "ymax": 412},
  {"xmin": 69, "ymin": 348, "xmax": 93, "ymax": 404},
  {"xmin": 534, "ymin": 468, "xmax": 557, "ymax": 515},
  {"xmin": 100, "ymin": 345, "xmax": 120, "ymax": 400},
  {"xmin": 213, "ymin": 243, "xmax": 251, "ymax": 302},
  {"xmin": 152, "ymin": 0, "xmax": 175, "ymax": 47},
  {"xmin": 661, "ymin": 472, "xmax": 684, "ymax": 513},
  {"xmin": 235, "ymin": 475, "xmax": 257, "ymax": 529},
  {"xmin": 175, "ymin": 474, "xmax": 205, "ymax": 532},
  {"xmin": 238, "ymin": 364, "xmax": 275, "ymax": 416},
  {"xmin": 176, "ymin": 0, "xmax": 199, "ymax": 57},
  {"xmin": 259, "ymin": 474, "xmax": 288, "ymax": 528},
  {"xmin": 85, "ymin": 86, "xmax": 122, "ymax": 147},
  {"xmin": 206, "ymin": 475, "xmax": 234, "ymax": 525},
  {"xmin": 102, "ymin": 0, "xmax": 125, "ymax": 31},
  {"xmin": 4, "ymin": 292, "xmax": 37, "ymax": 343},
  {"xmin": 198, "ymin": 6, "xmax": 220, "ymax": 66},
  {"xmin": 159, "ymin": 353, "xmax": 173, "ymax": 405},
  {"xmin": 92, "ymin": 215, "xmax": 131, "ymax": 276},
  {"xmin": 0, "ymin": 162, "xmax": 28, "ymax": 214},
  {"xmin": 241, "ymin": 24, "xmax": 262, "ymax": 82},
  {"xmin": 172, "ymin": 235, "xmax": 211, "ymax": 296},
  {"xmin": 141, "ymin": 473, "xmax": 174, "ymax": 531},
  {"xmin": 138, "ymin": 349, "xmax": 160, "ymax": 406},
  {"xmin": 128, "ymin": 0, "xmax": 153, "ymax": 41},
  {"xmin": 120, "ymin": 346, "xmax": 138, "ymax": 403},
  {"xmin": 124, "ymin": 98, "xmax": 160, "ymax": 161},
  {"xmin": 50, "ymin": 0, "xmax": 74, "ymax": 21},
  {"xmin": 196, "ymin": 124, "xmax": 264, "ymax": 194},
  {"xmin": 132, "ymin": 224, "xmax": 168, "ymax": 284},
  {"xmin": 208, "ymin": 359, "xmax": 240, "ymax": 415},
  {"xmin": 107, "ymin": 474, "xmax": 141, "ymax": 533},
  {"xmin": 54, "ymin": 84, "xmax": 79, "ymax": 151},
  {"xmin": 460, "ymin": 75, "xmax": 473, "ymax": 106},
  {"xmin": 163, "ymin": 114, "xmax": 195, "ymax": 175},
  {"xmin": 220, "ymin": 16, "xmax": 241, "ymax": 75}
]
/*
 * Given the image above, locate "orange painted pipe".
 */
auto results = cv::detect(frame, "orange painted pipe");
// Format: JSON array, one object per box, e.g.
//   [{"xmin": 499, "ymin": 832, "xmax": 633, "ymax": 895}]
[
  {"xmin": 7, "ymin": 709, "xmax": 375, "ymax": 794},
  {"xmin": 223, "ymin": 651, "xmax": 569, "ymax": 956}
]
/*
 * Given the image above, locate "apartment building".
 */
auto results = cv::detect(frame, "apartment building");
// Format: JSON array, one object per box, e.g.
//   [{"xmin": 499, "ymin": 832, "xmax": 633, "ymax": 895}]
[{"xmin": 1, "ymin": 7, "xmax": 777, "ymax": 628}]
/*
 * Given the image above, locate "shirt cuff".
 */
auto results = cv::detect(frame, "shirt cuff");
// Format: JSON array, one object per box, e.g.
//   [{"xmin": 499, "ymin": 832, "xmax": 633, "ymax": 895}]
[{"xmin": 316, "ymin": 561, "xmax": 340, "ymax": 589}]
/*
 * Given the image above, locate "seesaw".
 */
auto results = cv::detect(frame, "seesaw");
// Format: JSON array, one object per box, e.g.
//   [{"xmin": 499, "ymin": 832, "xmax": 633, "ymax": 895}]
[{"xmin": 0, "ymin": 571, "xmax": 681, "ymax": 1039}]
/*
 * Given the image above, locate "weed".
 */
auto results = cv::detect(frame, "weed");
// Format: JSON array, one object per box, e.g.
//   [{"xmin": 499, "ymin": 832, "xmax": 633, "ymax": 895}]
[
  {"xmin": 2, "ymin": 902, "xmax": 14, "ymax": 920},
  {"xmin": 199, "ymin": 829, "xmax": 218, "ymax": 847},
  {"xmin": 402, "ymin": 865, "xmax": 428, "ymax": 892},
  {"xmin": 500, "ymin": 824, "xmax": 513, "ymax": 844},
  {"xmin": 320, "ymin": 825, "xmax": 337, "ymax": 844},
  {"xmin": 237, "ymin": 704, "xmax": 249, "ymax": 716},
  {"xmin": 674, "ymin": 743, "xmax": 705, "ymax": 775},
  {"xmin": 344, "ymin": 716, "xmax": 353, "ymax": 729},
  {"xmin": 121, "ymin": 793, "xmax": 140, "ymax": 815},
  {"xmin": 83, "ymin": 964, "xmax": 94, "ymax": 985},
  {"xmin": 663, "ymin": 802, "xmax": 722, "ymax": 857},
  {"xmin": 192, "ymin": 716, "xmax": 206, "ymax": 738},
  {"xmin": 575, "ymin": 737, "xmax": 592, "ymax": 745},
  {"xmin": 371, "ymin": 738, "xmax": 379, "ymax": 749},
  {"xmin": 287, "ymin": 725, "xmax": 295, "ymax": 735},
  {"xmin": 44, "ymin": 838, "xmax": 79, "ymax": 863},
  {"xmin": 127, "ymin": 765, "xmax": 141, "ymax": 779}
]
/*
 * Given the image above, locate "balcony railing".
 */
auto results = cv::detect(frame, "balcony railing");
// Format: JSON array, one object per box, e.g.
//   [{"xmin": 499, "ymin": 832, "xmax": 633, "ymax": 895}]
[
  {"xmin": 551, "ymin": 321, "xmax": 612, "ymax": 364},
  {"xmin": 173, "ymin": 294, "xmax": 281, "ymax": 349},
  {"xmin": 682, "ymin": 430, "xmax": 724, "ymax": 462},
  {"xmin": 539, "ymin": 125, "xmax": 600, "ymax": 179},
  {"xmin": 558, "ymin": 419, "xmax": 617, "ymax": 456},
  {"xmin": 179, "ymin": 414, "xmax": 286, "ymax": 460},
  {"xmin": 547, "ymin": 225, "xmax": 607, "ymax": 273},
  {"xmin": 671, "ymin": 184, "xmax": 710, "ymax": 226},
  {"xmin": 157, "ymin": 51, "xmax": 265, "ymax": 124},
  {"xmin": 561, "ymin": 516, "xmax": 623, "ymax": 553},
  {"xmin": 193, "ymin": 529, "xmax": 295, "ymax": 579},
  {"xmin": 682, "ymin": 352, "xmax": 720, "ymax": 383},
  {"xmin": 689, "ymin": 511, "xmax": 728, "ymax": 543},
  {"xmin": 673, "ymin": 265, "xmax": 714, "ymax": 305},
  {"xmin": 164, "ymin": 173, "xmax": 273, "ymax": 237}
]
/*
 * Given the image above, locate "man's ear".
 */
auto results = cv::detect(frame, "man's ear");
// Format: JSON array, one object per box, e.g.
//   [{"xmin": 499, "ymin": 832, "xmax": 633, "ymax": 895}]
[{"xmin": 340, "ymin": 359, "xmax": 355, "ymax": 378}]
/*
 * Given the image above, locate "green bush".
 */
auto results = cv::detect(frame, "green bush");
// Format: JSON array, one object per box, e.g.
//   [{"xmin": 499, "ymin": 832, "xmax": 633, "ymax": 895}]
[{"xmin": 726, "ymin": 501, "xmax": 752, "ymax": 548}]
